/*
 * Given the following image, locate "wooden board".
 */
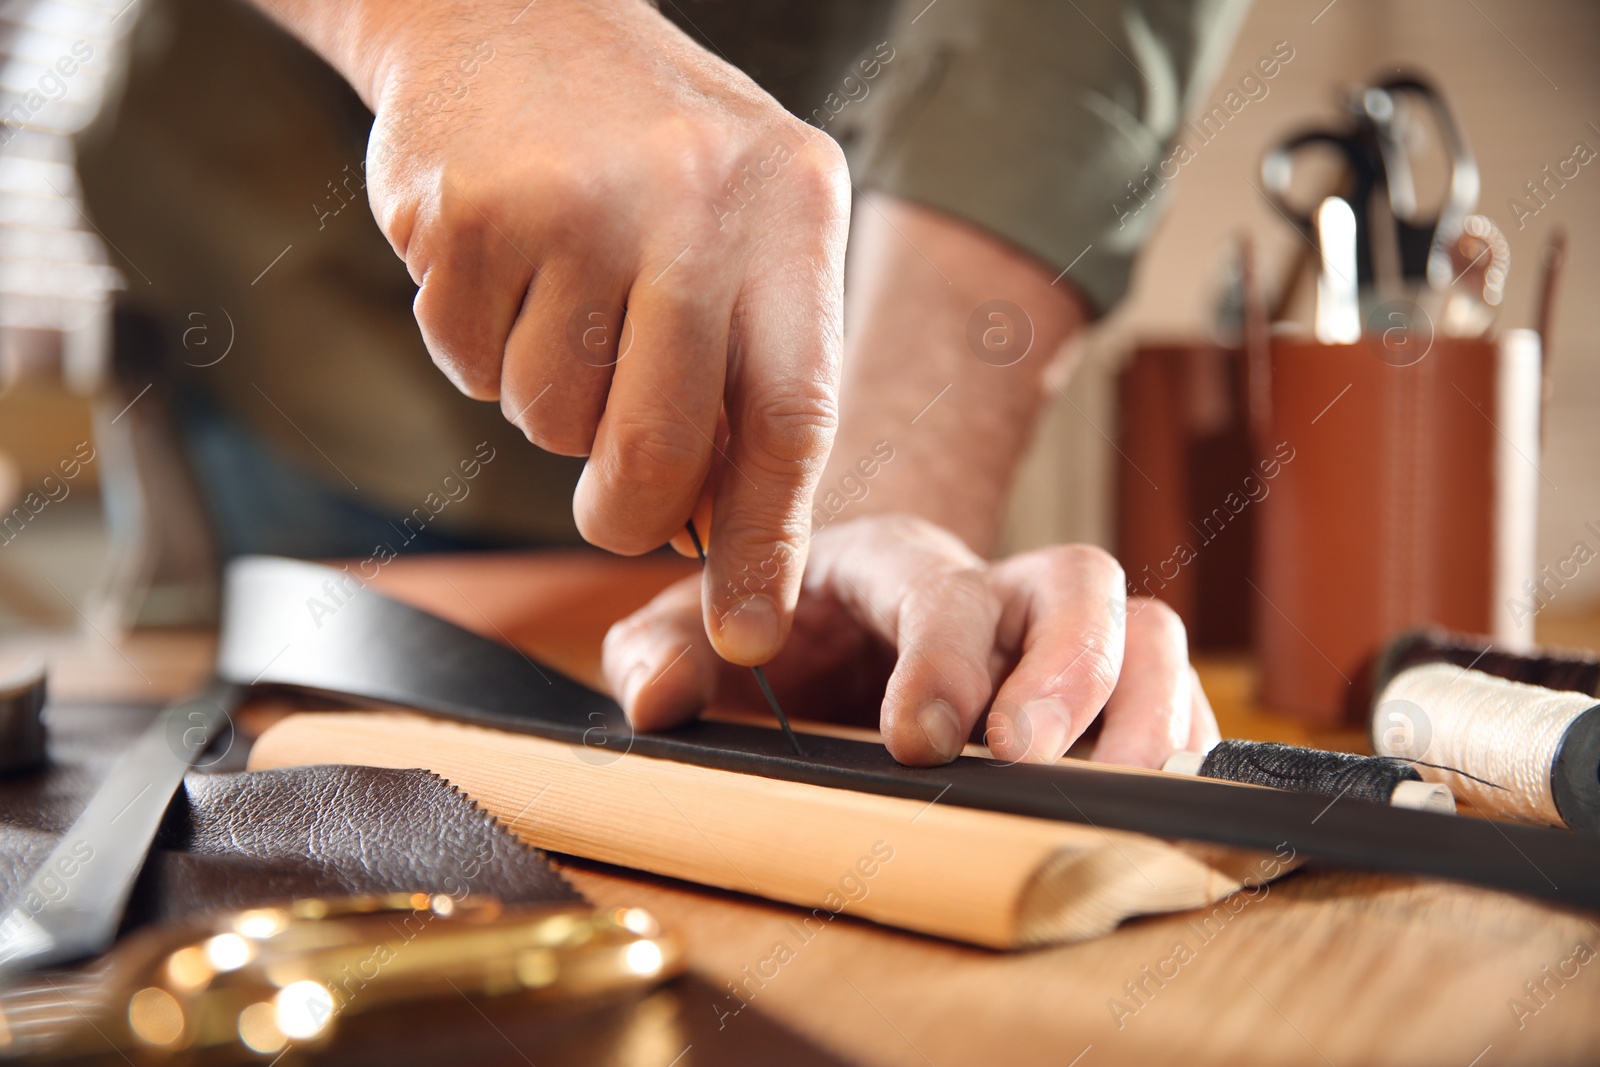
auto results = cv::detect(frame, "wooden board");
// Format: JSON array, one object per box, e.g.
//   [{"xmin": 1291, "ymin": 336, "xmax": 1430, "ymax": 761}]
[{"xmin": 250, "ymin": 710, "xmax": 1286, "ymax": 948}]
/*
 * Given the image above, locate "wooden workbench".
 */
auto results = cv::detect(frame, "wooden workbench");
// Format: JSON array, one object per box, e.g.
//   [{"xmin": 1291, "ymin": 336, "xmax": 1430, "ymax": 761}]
[{"xmin": 15, "ymin": 552, "xmax": 1600, "ymax": 1066}]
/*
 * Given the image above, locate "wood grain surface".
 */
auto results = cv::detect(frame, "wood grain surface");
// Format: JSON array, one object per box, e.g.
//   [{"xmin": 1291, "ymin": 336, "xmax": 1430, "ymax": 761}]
[{"xmin": 250, "ymin": 710, "xmax": 1287, "ymax": 948}]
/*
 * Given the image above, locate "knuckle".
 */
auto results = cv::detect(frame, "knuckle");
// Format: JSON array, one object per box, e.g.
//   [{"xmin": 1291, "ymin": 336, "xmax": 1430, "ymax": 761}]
[
  {"xmin": 923, "ymin": 568, "xmax": 996, "ymax": 621},
  {"xmin": 1042, "ymin": 543, "xmax": 1126, "ymax": 590},
  {"xmin": 603, "ymin": 419, "xmax": 707, "ymax": 495},
  {"xmin": 414, "ymin": 301, "xmax": 501, "ymax": 401},
  {"xmin": 739, "ymin": 381, "xmax": 839, "ymax": 471},
  {"xmin": 527, "ymin": 153, "xmax": 597, "ymax": 210},
  {"xmin": 374, "ymin": 185, "xmax": 417, "ymax": 260},
  {"xmin": 438, "ymin": 356, "xmax": 500, "ymax": 401},
  {"xmin": 432, "ymin": 174, "xmax": 499, "ymax": 246},
  {"xmin": 602, "ymin": 598, "xmax": 681, "ymax": 656},
  {"xmin": 1129, "ymin": 596, "xmax": 1187, "ymax": 646},
  {"xmin": 601, "ymin": 615, "xmax": 643, "ymax": 659},
  {"xmin": 717, "ymin": 512, "xmax": 809, "ymax": 563},
  {"xmin": 785, "ymin": 133, "xmax": 850, "ymax": 209},
  {"xmin": 645, "ymin": 115, "xmax": 730, "ymax": 190},
  {"xmin": 1063, "ymin": 628, "xmax": 1122, "ymax": 700},
  {"xmin": 710, "ymin": 518, "xmax": 808, "ymax": 593},
  {"xmin": 867, "ymin": 513, "xmax": 975, "ymax": 558},
  {"xmin": 507, "ymin": 404, "xmax": 595, "ymax": 457}
]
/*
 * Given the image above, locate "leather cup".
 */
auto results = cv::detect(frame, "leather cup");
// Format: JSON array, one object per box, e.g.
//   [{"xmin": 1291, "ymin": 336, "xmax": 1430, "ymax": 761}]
[
  {"xmin": 1252, "ymin": 329, "xmax": 1541, "ymax": 724},
  {"xmin": 1115, "ymin": 342, "xmax": 1256, "ymax": 651}
]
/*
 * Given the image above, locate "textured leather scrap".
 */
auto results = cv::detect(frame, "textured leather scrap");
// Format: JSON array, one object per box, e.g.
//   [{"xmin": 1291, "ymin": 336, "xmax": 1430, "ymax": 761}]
[
  {"xmin": 0, "ymin": 704, "xmax": 579, "ymax": 934},
  {"xmin": 131, "ymin": 763, "xmax": 580, "ymax": 924}
]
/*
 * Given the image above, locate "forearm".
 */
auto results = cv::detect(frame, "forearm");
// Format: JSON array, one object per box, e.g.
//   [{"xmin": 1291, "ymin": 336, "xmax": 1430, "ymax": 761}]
[
  {"xmin": 241, "ymin": 0, "xmax": 393, "ymax": 105},
  {"xmin": 819, "ymin": 194, "xmax": 1088, "ymax": 556},
  {"xmin": 244, "ymin": 0, "xmax": 537, "ymax": 108}
]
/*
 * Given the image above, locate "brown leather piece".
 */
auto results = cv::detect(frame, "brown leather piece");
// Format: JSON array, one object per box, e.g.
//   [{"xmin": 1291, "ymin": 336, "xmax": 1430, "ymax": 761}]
[
  {"xmin": 128, "ymin": 762, "xmax": 582, "ymax": 925},
  {"xmin": 0, "ymin": 704, "xmax": 580, "ymax": 926}
]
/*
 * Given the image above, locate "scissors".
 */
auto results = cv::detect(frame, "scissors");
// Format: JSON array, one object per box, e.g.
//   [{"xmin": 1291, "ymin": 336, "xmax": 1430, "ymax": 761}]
[{"xmin": 1261, "ymin": 74, "xmax": 1480, "ymax": 295}]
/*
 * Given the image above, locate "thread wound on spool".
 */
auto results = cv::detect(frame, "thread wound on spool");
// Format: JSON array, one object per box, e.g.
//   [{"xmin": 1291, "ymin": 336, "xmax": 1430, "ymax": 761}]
[
  {"xmin": 1197, "ymin": 740, "xmax": 1421, "ymax": 805},
  {"xmin": 1374, "ymin": 661, "xmax": 1600, "ymax": 829},
  {"xmin": 1376, "ymin": 629, "xmax": 1600, "ymax": 702}
]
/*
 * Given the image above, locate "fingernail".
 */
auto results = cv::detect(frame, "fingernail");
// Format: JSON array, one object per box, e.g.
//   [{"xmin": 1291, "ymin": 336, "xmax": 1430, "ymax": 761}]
[
  {"xmin": 715, "ymin": 595, "xmax": 779, "ymax": 664},
  {"xmin": 1019, "ymin": 698, "xmax": 1070, "ymax": 763},
  {"xmin": 916, "ymin": 700, "xmax": 964, "ymax": 762}
]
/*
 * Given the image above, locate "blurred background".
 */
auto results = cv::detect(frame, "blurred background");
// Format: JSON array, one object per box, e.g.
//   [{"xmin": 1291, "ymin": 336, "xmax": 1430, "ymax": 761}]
[
  {"xmin": 1009, "ymin": 0, "xmax": 1598, "ymax": 580},
  {"xmin": 0, "ymin": 0, "xmax": 1596, "ymax": 658}
]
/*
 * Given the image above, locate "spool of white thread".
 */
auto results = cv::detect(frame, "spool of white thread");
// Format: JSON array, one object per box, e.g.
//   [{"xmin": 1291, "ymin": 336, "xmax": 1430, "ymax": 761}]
[{"xmin": 1373, "ymin": 662, "xmax": 1600, "ymax": 828}]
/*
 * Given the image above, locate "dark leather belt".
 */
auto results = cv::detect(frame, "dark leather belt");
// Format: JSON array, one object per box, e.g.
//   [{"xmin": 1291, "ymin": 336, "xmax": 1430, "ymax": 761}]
[{"xmin": 218, "ymin": 556, "xmax": 1600, "ymax": 913}]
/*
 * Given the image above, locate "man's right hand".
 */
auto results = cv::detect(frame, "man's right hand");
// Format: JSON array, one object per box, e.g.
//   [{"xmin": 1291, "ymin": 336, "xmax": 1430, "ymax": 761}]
[{"xmin": 262, "ymin": 0, "xmax": 851, "ymax": 666}]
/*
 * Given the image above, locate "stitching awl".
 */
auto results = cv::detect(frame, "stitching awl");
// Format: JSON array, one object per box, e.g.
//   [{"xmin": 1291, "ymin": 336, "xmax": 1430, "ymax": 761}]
[{"xmin": 684, "ymin": 520, "xmax": 805, "ymax": 757}]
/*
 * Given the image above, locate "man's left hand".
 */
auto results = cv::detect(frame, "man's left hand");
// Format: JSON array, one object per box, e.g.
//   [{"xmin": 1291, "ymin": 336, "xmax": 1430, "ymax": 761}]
[{"xmin": 602, "ymin": 514, "xmax": 1218, "ymax": 767}]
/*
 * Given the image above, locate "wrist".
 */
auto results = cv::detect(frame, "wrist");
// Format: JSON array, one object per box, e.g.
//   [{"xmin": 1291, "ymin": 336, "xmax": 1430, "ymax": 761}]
[
  {"xmin": 824, "ymin": 195, "xmax": 1086, "ymax": 554},
  {"xmin": 359, "ymin": 0, "xmax": 664, "ymax": 108},
  {"xmin": 354, "ymin": 0, "xmax": 521, "ymax": 111},
  {"xmin": 344, "ymin": 0, "xmax": 430, "ymax": 109},
  {"xmin": 252, "ymin": 0, "xmax": 571, "ymax": 111}
]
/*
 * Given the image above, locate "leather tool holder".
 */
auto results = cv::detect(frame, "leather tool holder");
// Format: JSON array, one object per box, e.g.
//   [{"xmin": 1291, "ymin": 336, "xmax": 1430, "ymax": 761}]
[
  {"xmin": 1251, "ymin": 329, "xmax": 1542, "ymax": 724},
  {"xmin": 1115, "ymin": 342, "xmax": 1256, "ymax": 651}
]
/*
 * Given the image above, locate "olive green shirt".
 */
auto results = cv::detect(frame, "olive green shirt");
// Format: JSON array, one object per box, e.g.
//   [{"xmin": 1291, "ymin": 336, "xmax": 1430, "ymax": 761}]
[{"xmin": 77, "ymin": 0, "xmax": 1245, "ymax": 545}]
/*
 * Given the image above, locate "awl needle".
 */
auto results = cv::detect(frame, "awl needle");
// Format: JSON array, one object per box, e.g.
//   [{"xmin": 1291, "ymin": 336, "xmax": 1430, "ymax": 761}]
[{"xmin": 684, "ymin": 520, "xmax": 805, "ymax": 757}]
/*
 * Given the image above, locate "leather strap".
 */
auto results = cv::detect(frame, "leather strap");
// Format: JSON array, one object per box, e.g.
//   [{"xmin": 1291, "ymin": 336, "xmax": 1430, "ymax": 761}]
[{"xmin": 218, "ymin": 555, "xmax": 1600, "ymax": 912}]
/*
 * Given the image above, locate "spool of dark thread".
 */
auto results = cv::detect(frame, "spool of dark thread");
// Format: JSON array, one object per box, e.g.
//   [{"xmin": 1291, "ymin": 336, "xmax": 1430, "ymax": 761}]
[
  {"xmin": 1371, "ymin": 629, "xmax": 1600, "ymax": 831},
  {"xmin": 1375, "ymin": 628, "xmax": 1600, "ymax": 699},
  {"xmin": 1162, "ymin": 740, "xmax": 1455, "ymax": 813}
]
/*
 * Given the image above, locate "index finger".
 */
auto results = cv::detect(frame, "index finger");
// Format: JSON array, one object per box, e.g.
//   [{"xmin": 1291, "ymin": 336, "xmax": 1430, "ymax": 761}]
[{"xmin": 701, "ymin": 143, "xmax": 850, "ymax": 665}]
